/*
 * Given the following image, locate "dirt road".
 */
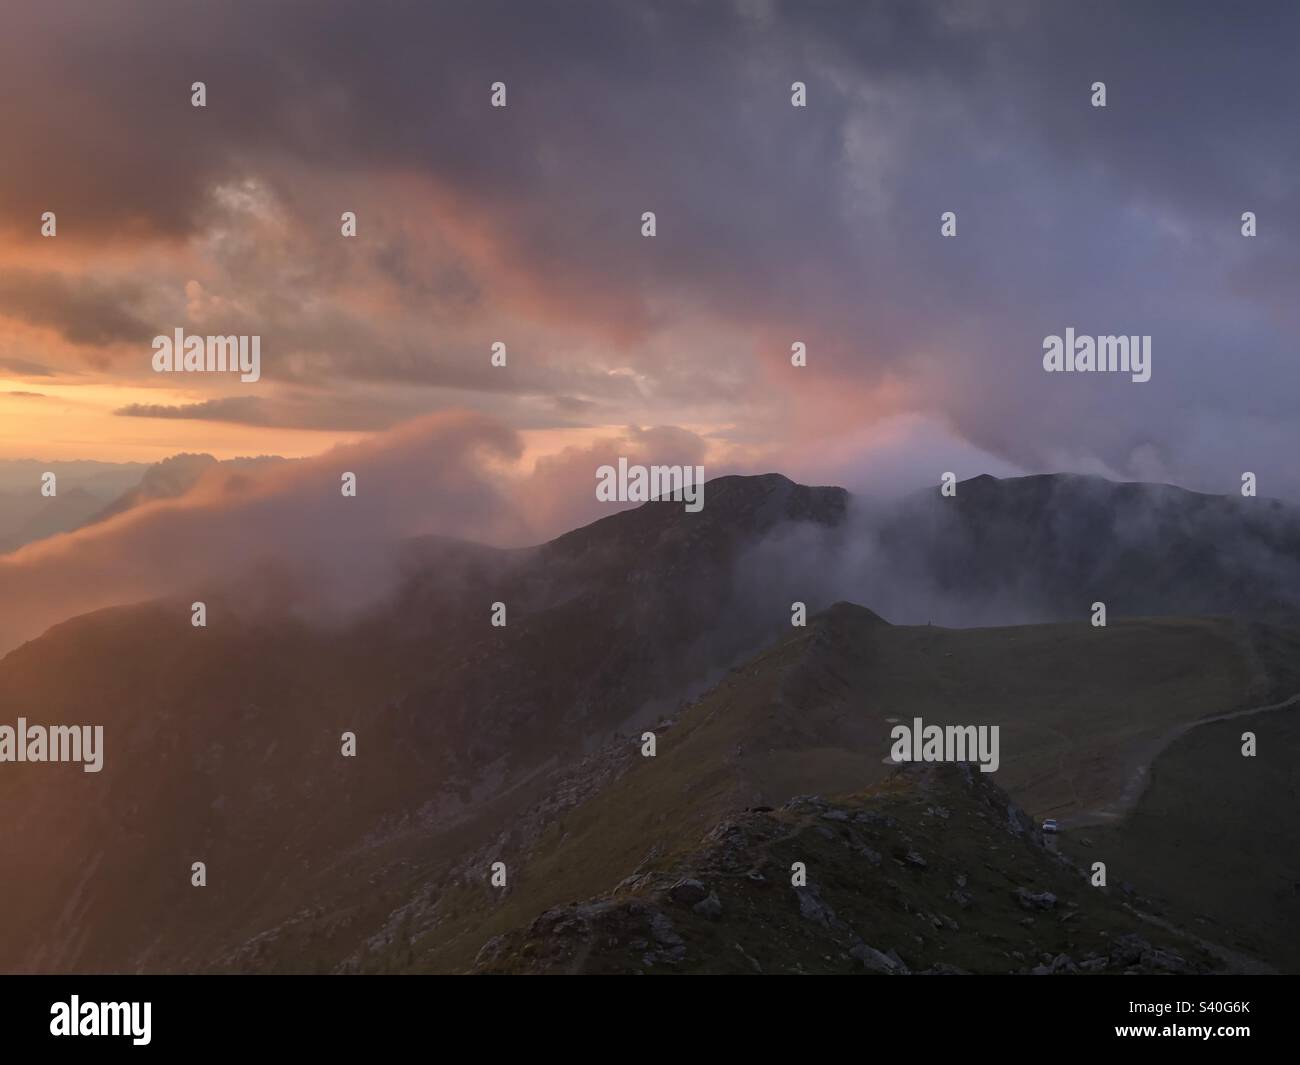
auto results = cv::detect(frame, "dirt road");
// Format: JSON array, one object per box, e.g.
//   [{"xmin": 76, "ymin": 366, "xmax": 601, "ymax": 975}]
[{"xmin": 1059, "ymin": 692, "xmax": 1300, "ymax": 830}]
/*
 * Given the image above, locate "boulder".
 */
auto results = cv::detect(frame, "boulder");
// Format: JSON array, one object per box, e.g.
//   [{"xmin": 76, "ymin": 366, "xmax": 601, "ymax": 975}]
[{"xmin": 669, "ymin": 878, "xmax": 708, "ymax": 906}]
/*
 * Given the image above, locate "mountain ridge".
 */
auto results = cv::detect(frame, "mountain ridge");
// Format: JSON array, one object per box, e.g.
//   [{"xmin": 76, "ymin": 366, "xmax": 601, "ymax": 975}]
[{"xmin": 1, "ymin": 470, "xmax": 1298, "ymax": 973}]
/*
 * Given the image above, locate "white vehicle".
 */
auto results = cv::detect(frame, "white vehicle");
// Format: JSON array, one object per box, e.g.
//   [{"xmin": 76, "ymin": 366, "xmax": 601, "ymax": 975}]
[{"xmin": 1041, "ymin": 818, "xmax": 1060, "ymax": 834}]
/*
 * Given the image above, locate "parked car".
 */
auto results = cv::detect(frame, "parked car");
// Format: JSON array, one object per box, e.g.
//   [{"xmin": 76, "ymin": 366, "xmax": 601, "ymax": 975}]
[{"xmin": 1041, "ymin": 818, "xmax": 1059, "ymax": 834}]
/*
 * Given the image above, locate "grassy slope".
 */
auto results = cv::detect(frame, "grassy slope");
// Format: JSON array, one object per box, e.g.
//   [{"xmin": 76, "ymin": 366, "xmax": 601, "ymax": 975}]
[
  {"xmin": 405, "ymin": 604, "xmax": 1263, "ymax": 972},
  {"xmin": 2, "ymin": 588, "xmax": 1277, "ymax": 973},
  {"xmin": 473, "ymin": 766, "xmax": 1218, "ymax": 975},
  {"xmin": 1059, "ymin": 704, "xmax": 1300, "ymax": 971}
]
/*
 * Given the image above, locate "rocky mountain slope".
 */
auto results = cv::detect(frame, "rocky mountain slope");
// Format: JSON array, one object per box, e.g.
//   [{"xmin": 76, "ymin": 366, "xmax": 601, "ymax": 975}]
[
  {"xmin": 329, "ymin": 600, "xmax": 1288, "ymax": 974},
  {"xmin": 472, "ymin": 764, "xmax": 1213, "ymax": 975},
  {"xmin": 0, "ymin": 474, "xmax": 846, "ymax": 971},
  {"xmin": 0, "ymin": 472, "xmax": 1297, "ymax": 973}
]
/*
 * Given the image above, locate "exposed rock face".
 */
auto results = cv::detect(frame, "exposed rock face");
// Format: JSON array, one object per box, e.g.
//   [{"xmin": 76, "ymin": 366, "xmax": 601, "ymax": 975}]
[
  {"xmin": 1014, "ymin": 888, "xmax": 1059, "ymax": 911},
  {"xmin": 471, "ymin": 765, "xmax": 1217, "ymax": 975},
  {"xmin": 669, "ymin": 879, "xmax": 708, "ymax": 907}
]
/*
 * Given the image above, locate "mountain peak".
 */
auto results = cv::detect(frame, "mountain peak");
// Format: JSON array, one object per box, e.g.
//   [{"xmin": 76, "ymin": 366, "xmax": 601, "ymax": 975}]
[
  {"xmin": 815, "ymin": 601, "xmax": 890, "ymax": 628},
  {"xmin": 543, "ymin": 471, "xmax": 847, "ymax": 558}
]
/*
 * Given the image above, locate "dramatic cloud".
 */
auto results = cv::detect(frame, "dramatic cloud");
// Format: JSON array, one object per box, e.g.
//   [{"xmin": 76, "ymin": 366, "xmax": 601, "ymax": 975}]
[
  {"xmin": 115, "ymin": 397, "xmax": 271, "ymax": 424},
  {"xmin": 0, "ymin": 411, "xmax": 523, "ymax": 653},
  {"xmin": 0, "ymin": 409, "xmax": 733, "ymax": 653},
  {"xmin": 2, "ymin": 1, "xmax": 1298, "ymax": 493},
  {"xmin": 0, "ymin": 358, "xmax": 62, "ymax": 378},
  {"xmin": 0, "ymin": 269, "xmax": 153, "ymax": 347}
]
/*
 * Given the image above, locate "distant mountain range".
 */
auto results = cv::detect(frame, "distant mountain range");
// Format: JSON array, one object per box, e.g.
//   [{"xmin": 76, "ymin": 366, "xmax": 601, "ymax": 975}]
[
  {"xmin": 1, "ymin": 471, "xmax": 1297, "ymax": 973},
  {"xmin": 864, "ymin": 473, "xmax": 1300, "ymax": 625},
  {"xmin": 0, "ymin": 460, "xmax": 144, "ymax": 553},
  {"xmin": 0, "ymin": 453, "xmax": 292, "ymax": 553}
]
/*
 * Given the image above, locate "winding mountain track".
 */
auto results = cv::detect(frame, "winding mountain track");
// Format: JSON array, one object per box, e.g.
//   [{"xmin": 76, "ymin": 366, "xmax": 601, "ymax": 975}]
[{"xmin": 1060, "ymin": 692, "xmax": 1300, "ymax": 830}]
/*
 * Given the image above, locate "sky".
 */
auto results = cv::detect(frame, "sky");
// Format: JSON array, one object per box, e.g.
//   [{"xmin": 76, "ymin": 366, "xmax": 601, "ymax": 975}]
[{"xmin": 1, "ymin": 0, "xmax": 1298, "ymax": 504}]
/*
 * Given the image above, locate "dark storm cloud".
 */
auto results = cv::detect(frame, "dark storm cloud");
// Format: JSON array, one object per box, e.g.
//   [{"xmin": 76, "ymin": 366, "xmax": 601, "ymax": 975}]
[
  {"xmin": 0, "ymin": 269, "xmax": 153, "ymax": 346},
  {"xmin": 0, "ymin": 357, "xmax": 63, "ymax": 377},
  {"xmin": 115, "ymin": 396, "xmax": 272, "ymax": 425},
  {"xmin": 114, "ymin": 391, "xmax": 424, "ymax": 431},
  {"xmin": 2, "ymin": 1, "xmax": 1298, "ymax": 493}
]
